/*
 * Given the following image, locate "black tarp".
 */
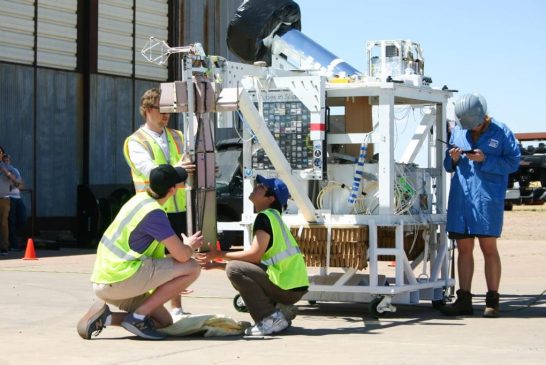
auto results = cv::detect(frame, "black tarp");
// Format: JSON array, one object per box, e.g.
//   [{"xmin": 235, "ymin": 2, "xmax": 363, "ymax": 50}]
[{"xmin": 227, "ymin": 0, "xmax": 301, "ymax": 64}]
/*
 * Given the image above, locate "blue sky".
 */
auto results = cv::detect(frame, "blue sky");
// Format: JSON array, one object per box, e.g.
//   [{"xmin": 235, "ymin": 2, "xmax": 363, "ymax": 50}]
[{"xmin": 296, "ymin": 0, "xmax": 546, "ymax": 134}]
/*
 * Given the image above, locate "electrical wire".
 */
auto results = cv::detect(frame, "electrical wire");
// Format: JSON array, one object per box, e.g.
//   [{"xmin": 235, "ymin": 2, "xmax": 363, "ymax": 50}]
[
  {"xmin": 316, "ymin": 181, "xmax": 351, "ymax": 210},
  {"xmin": 234, "ymin": 110, "xmax": 256, "ymax": 143},
  {"xmin": 393, "ymin": 164, "xmax": 418, "ymax": 215}
]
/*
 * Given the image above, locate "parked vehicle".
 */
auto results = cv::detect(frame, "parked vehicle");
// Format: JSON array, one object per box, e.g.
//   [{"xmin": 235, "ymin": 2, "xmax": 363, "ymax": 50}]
[
  {"xmin": 215, "ymin": 138, "xmax": 244, "ymax": 250},
  {"xmin": 505, "ymin": 136, "xmax": 546, "ymax": 210}
]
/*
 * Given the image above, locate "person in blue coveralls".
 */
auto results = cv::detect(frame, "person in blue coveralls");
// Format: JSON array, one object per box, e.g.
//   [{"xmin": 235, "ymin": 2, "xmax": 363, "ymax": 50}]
[{"xmin": 440, "ymin": 93, "xmax": 520, "ymax": 318}]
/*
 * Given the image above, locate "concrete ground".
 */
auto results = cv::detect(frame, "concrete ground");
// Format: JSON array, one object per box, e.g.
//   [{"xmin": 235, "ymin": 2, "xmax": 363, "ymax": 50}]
[{"xmin": 1, "ymin": 215, "xmax": 545, "ymax": 365}]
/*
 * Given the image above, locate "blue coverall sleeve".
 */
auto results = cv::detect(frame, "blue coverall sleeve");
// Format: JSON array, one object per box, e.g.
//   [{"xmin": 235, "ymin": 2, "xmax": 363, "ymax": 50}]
[
  {"xmin": 480, "ymin": 127, "xmax": 521, "ymax": 176},
  {"xmin": 443, "ymin": 149, "xmax": 456, "ymax": 173}
]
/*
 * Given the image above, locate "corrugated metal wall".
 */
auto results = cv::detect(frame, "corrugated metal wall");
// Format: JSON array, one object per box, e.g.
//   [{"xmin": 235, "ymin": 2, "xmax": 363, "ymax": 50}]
[
  {"xmin": 88, "ymin": 74, "xmax": 133, "ymax": 185},
  {"xmin": 88, "ymin": 76, "xmax": 157, "ymax": 185},
  {"xmin": 180, "ymin": 0, "xmax": 239, "ymax": 60},
  {"xmin": 0, "ymin": 63, "xmax": 34, "ymax": 215},
  {"xmin": 35, "ymin": 68, "xmax": 82, "ymax": 216},
  {"xmin": 0, "ymin": 0, "xmax": 242, "ymax": 231}
]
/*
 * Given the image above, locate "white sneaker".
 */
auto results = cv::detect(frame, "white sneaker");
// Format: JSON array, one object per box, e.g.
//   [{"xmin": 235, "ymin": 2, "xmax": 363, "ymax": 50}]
[
  {"xmin": 170, "ymin": 307, "xmax": 190, "ymax": 320},
  {"xmin": 245, "ymin": 310, "xmax": 289, "ymax": 336}
]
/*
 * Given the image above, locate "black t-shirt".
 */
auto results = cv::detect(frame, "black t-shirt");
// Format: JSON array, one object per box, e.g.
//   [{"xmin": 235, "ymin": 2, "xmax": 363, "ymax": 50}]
[{"xmin": 252, "ymin": 212, "xmax": 274, "ymax": 250}]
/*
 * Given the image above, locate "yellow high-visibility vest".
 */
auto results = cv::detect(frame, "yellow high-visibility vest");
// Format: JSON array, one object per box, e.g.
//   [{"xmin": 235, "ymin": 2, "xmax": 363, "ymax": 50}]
[
  {"xmin": 123, "ymin": 127, "xmax": 186, "ymax": 213},
  {"xmin": 260, "ymin": 209, "xmax": 309, "ymax": 290},
  {"xmin": 91, "ymin": 193, "xmax": 166, "ymax": 284}
]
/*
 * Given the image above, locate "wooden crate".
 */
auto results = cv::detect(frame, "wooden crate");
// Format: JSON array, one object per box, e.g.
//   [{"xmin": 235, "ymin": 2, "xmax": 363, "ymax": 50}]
[
  {"xmin": 290, "ymin": 225, "xmax": 426, "ymax": 270},
  {"xmin": 290, "ymin": 226, "xmax": 368, "ymax": 270},
  {"xmin": 375, "ymin": 227, "xmax": 426, "ymax": 261}
]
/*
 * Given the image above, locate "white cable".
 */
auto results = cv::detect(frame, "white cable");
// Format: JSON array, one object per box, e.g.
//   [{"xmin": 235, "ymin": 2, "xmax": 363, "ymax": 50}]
[{"xmin": 316, "ymin": 181, "xmax": 352, "ymax": 211}]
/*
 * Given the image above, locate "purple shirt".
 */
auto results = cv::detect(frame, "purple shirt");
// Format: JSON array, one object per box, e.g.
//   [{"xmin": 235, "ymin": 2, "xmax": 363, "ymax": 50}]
[{"xmin": 129, "ymin": 209, "xmax": 176, "ymax": 253}]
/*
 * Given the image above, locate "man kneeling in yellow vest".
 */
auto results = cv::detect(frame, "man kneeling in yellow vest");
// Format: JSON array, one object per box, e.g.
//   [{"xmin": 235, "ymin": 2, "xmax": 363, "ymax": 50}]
[
  {"xmin": 196, "ymin": 175, "xmax": 309, "ymax": 337},
  {"xmin": 77, "ymin": 164, "xmax": 203, "ymax": 340}
]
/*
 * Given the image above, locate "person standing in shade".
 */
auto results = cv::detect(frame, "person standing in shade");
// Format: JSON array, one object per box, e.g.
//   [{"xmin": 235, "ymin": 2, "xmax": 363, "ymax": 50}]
[
  {"xmin": 196, "ymin": 175, "xmax": 309, "ymax": 336},
  {"xmin": 441, "ymin": 93, "xmax": 520, "ymax": 318},
  {"xmin": 2, "ymin": 154, "xmax": 26, "ymax": 252},
  {"xmin": 77, "ymin": 165, "xmax": 203, "ymax": 340},
  {"xmin": 124, "ymin": 88, "xmax": 195, "ymax": 318},
  {"xmin": 0, "ymin": 146, "xmax": 21, "ymax": 256}
]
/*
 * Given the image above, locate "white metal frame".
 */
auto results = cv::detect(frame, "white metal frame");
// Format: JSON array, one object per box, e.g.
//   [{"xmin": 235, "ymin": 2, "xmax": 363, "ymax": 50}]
[
  {"xmin": 217, "ymin": 69, "xmax": 454, "ymax": 311},
  {"xmin": 143, "ymin": 37, "xmax": 455, "ymax": 313}
]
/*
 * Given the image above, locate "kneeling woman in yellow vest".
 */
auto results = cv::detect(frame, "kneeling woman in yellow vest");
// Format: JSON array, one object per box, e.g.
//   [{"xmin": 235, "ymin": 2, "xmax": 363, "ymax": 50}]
[
  {"xmin": 77, "ymin": 164, "xmax": 204, "ymax": 341},
  {"xmin": 196, "ymin": 175, "xmax": 309, "ymax": 337}
]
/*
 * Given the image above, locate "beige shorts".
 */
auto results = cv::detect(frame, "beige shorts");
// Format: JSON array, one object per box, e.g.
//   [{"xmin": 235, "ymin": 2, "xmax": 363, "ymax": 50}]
[{"xmin": 93, "ymin": 257, "xmax": 175, "ymax": 312}]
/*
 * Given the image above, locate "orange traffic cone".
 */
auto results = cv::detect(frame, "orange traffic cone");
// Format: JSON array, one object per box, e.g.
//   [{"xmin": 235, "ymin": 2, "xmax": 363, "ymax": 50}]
[{"xmin": 22, "ymin": 238, "xmax": 38, "ymax": 260}]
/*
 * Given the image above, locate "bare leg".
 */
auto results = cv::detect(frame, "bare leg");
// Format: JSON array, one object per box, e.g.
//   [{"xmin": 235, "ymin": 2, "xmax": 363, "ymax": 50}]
[
  {"xmin": 170, "ymin": 296, "xmax": 182, "ymax": 310},
  {"xmin": 109, "ymin": 312, "xmax": 127, "ymax": 326},
  {"xmin": 478, "ymin": 237, "xmax": 501, "ymax": 291},
  {"xmin": 170, "ymin": 289, "xmax": 194, "ymax": 316},
  {"xmin": 456, "ymin": 238, "xmax": 475, "ymax": 291},
  {"xmin": 149, "ymin": 305, "xmax": 173, "ymax": 328}
]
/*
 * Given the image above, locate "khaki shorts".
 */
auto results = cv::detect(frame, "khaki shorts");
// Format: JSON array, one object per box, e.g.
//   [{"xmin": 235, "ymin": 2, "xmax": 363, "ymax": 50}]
[{"xmin": 93, "ymin": 257, "xmax": 175, "ymax": 312}]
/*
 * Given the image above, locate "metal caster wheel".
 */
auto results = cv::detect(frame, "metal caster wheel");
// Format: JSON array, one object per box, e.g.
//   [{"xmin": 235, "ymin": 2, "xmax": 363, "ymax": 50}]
[
  {"xmin": 368, "ymin": 296, "xmax": 396, "ymax": 318},
  {"xmin": 233, "ymin": 294, "xmax": 248, "ymax": 312},
  {"xmin": 368, "ymin": 297, "xmax": 383, "ymax": 318}
]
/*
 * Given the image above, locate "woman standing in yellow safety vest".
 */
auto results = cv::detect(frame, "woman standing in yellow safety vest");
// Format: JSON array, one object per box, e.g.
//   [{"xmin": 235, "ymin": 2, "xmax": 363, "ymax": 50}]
[
  {"xmin": 197, "ymin": 175, "xmax": 309, "ymax": 337},
  {"xmin": 77, "ymin": 165, "xmax": 203, "ymax": 340}
]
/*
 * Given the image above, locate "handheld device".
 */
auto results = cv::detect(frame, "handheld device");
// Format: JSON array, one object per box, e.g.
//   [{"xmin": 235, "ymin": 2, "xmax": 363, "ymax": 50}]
[{"xmin": 437, "ymin": 139, "xmax": 476, "ymax": 154}]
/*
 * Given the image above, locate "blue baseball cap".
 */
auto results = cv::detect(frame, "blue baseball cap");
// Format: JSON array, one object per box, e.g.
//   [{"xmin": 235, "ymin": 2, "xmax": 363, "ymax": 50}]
[{"xmin": 256, "ymin": 175, "xmax": 290, "ymax": 206}]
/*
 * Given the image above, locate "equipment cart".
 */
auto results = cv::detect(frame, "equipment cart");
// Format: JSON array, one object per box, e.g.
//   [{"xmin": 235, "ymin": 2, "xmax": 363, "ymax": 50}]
[{"xmin": 141, "ymin": 0, "xmax": 456, "ymax": 315}]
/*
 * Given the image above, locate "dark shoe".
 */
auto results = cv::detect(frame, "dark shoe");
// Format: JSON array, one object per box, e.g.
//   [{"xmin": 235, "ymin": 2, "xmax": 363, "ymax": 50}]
[
  {"xmin": 483, "ymin": 291, "xmax": 500, "ymax": 318},
  {"xmin": 0, "ymin": 250, "xmax": 8, "ymax": 256},
  {"xmin": 121, "ymin": 313, "xmax": 166, "ymax": 340},
  {"xmin": 77, "ymin": 302, "xmax": 111, "ymax": 339},
  {"xmin": 439, "ymin": 289, "xmax": 474, "ymax": 316}
]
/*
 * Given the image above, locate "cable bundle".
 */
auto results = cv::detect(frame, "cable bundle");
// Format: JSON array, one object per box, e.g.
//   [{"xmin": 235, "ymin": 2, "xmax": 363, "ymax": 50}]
[{"xmin": 348, "ymin": 144, "xmax": 368, "ymax": 205}]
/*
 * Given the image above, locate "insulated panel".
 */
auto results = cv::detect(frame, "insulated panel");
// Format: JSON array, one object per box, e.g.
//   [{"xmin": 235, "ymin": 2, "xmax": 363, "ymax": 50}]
[
  {"xmin": 135, "ymin": 0, "xmax": 168, "ymax": 80},
  {"xmin": 0, "ymin": 0, "xmax": 35, "ymax": 65},
  {"xmin": 37, "ymin": 0, "xmax": 78, "ymax": 70},
  {"xmin": 97, "ymin": 0, "xmax": 134, "ymax": 76}
]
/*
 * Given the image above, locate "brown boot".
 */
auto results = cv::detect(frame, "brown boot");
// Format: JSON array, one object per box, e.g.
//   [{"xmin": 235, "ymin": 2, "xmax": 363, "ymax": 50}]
[
  {"xmin": 439, "ymin": 289, "xmax": 474, "ymax": 316},
  {"xmin": 483, "ymin": 291, "xmax": 500, "ymax": 318}
]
